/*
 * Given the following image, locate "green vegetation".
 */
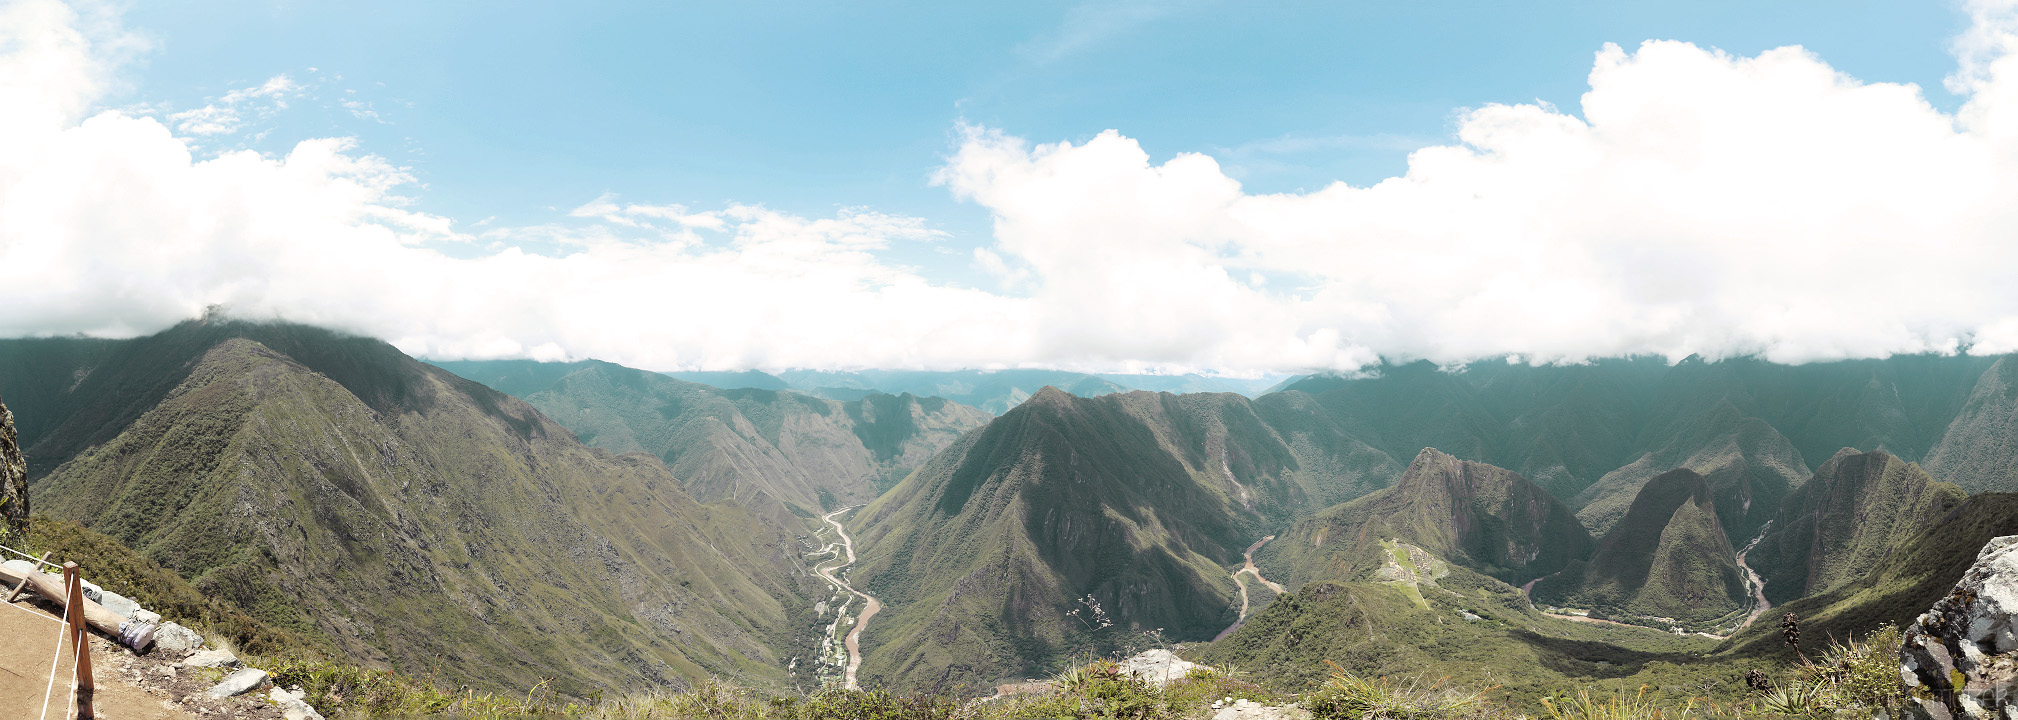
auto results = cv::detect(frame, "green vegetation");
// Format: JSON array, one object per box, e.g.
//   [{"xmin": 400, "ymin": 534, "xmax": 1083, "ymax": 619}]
[
  {"xmin": 1748, "ymin": 450, "xmax": 1966, "ymax": 604},
  {"xmin": 1307, "ymin": 666, "xmax": 1493, "ymax": 720},
  {"xmin": 514, "ymin": 360, "xmax": 988, "ymax": 516},
  {"xmin": 849, "ymin": 388, "xmax": 1329, "ymax": 691},
  {"xmin": 1266, "ymin": 448, "xmax": 1594, "ymax": 589},
  {"xmin": 16, "ymin": 321, "xmax": 828, "ymax": 695},
  {"xmin": 22, "ymin": 517, "xmax": 306, "ymax": 655},
  {"xmin": 1532, "ymin": 469, "xmax": 1746, "ymax": 628}
]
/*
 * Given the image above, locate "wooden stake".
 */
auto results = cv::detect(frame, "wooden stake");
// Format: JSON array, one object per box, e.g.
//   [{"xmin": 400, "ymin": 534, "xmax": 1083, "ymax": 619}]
[
  {"xmin": 4, "ymin": 550, "xmax": 48, "ymax": 603},
  {"xmin": 63, "ymin": 562, "xmax": 93, "ymax": 719}
]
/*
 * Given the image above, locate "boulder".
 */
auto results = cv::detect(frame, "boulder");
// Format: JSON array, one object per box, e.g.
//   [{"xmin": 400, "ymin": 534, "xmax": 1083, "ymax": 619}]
[
  {"xmin": 202, "ymin": 668, "xmax": 268, "ymax": 699},
  {"xmin": 1118, "ymin": 649, "xmax": 1200, "ymax": 687},
  {"xmin": 1, "ymin": 558, "xmax": 36, "ymax": 576},
  {"xmin": 154, "ymin": 622, "xmax": 204, "ymax": 652},
  {"xmin": 268, "ymin": 687, "xmax": 326, "ymax": 720},
  {"xmin": 96, "ymin": 589, "xmax": 139, "ymax": 618},
  {"xmin": 1902, "ymin": 535, "xmax": 2018, "ymax": 719},
  {"xmin": 181, "ymin": 649, "xmax": 240, "ymax": 669},
  {"xmin": 133, "ymin": 608, "xmax": 161, "ymax": 624}
]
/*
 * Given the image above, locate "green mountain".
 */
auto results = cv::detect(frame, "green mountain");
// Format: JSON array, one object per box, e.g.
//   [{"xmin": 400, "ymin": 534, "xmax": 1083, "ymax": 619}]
[
  {"xmin": 1746, "ymin": 449, "xmax": 1965, "ymax": 605},
  {"xmin": 420, "ymin": 358, "xmax": 598, "ymax": 398},
  {"xmin": 1531, "ymin": 468, "xmax": 1747, "ymax": 627},
  {"xmin": 1261, "ymin": 448, "xmax": 1593, "ymax": 586},
  {"xmin": 1724, "ymin": 492, "xmax": 2018, "ymax": 660},
  {"xmin": 1197, "ymin": 563, "xmax": 1724, "ymax": 708},
  {"xmin": 773, "ymin": 369, "xmax": 1131, "ymax": 415},
  {"xmin": 1923, "ymin": 357, "xmax": 2018, "ymax": 492},
  {"xmin": 9, "ymin": 320, "xmax": 822, "ymax": 695},
  {"xmin": 1570, "ymin": 398, "xmax": 1805, "ymax": 542},
  {"xmin": 519, "ymin": 361, "xmax": 990, "ymax": 516},
  {"xmin": 849, "ymin": 388, "xmax": 1317, "ymax": 691},
  {"xmin": 662, "ymin": 369, "xmax": 794, "ymax": 391}
]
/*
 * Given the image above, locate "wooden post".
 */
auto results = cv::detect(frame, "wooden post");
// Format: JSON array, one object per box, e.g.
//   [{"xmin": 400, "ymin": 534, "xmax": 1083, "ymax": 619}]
[
  {"xmin": 4, "ymin": 550, "xmax": 48, "ymax": 603},
  {"xmin": 62, "ymin": 562, "xmax": 93, "ymax": 719}
]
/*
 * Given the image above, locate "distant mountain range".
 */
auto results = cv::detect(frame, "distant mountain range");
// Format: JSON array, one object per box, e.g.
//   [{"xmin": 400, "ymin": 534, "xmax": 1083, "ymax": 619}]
[
  {"xmin": 11, "ymin": 322, "xmax": 2018, "ymax": 700},
  {"xmin": 438, "ymin": 363, "xmax": 1286, "ymax": 415}
]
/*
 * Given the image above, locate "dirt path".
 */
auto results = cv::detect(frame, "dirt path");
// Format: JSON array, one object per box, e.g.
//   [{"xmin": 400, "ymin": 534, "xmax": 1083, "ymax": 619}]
[
  {"xmin": 816, "ymin": 506, "xmax": 880, "ymax": 691},
  {"xmin": 1218, "ymin": 536, "xmax": 1285, "ymax": 640},
  {"xmin": 0, "ymin": 598, "xmax": 199, "ymax": 720}
]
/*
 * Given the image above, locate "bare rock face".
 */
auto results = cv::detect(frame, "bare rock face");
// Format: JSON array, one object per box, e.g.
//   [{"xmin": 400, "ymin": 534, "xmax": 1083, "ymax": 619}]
[
  {"xmin": 0, "ymin": 396, "xmax": 26, "ymax": 540},
  {"xmin": 1902, "ymin": 535, "xmax": 2018, "ymax": 719}
]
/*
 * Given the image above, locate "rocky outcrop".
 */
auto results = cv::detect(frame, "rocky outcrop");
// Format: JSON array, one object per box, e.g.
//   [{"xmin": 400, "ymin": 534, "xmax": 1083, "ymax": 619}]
[
  {"xmin": 1902, "ymin": 535, "xmax": 2018, "ymax": 719},
  {"xmin": 0, "ymin": 396, "xmax": 26, "ymax": 540},
  {"xmin": 1119, "ymin": 649, "xmax": 1198, "ymax": 687}
]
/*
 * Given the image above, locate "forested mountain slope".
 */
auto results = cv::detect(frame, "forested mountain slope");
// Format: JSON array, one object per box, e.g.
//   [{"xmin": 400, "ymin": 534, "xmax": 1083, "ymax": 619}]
[{"xmin": 7, "ymin": 320, "xmax": 823, "ymax": 695}]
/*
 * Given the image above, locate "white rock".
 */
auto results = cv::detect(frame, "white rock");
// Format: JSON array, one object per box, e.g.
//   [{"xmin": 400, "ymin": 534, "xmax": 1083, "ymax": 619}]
[
  {"xmin": 202, "ymin": 668, "xmax": 267, "ymax": 699},
  {"xmin": 1117, "ymin": 648, "xmax": 1200, "ymax": 687},
  {"xmin": 97, "ymin": 589, "xmax": 139, "ymax": 618},
  {"xmin": 133, "ymin": 609, "xmax": 161, "ymax": 624},
  {"xmin": 153, "ymin": 622, "xmax": 204, "ymax": 652},
  {"xmin": 1212, "ymin": 704, "xmax": 1311, "ymax": 720},
  {"xmin": 180, "ymin": 649, "xmax": 240, "ymax": 669},
  {"xmin": 1903, "ymin": 535, "xmax": 2018, "ymax": 719},
  {"xmin": 2, "ymin": 559, "xmax": 37, "ymax": 575},
  {"xmin": 268, "ymin": 687, "xmax": 325, "ymax": 720}
]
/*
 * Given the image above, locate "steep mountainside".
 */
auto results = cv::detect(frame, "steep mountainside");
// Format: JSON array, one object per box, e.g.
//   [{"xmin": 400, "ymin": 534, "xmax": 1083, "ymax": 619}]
[
  {"xmin": 15, "ymin": 321, "xmax": 821, "ymax": 695},
  {"xmin": 1924, "ymin": 357, "xmax": 2018, "ymax": 492},
  {"xmin": 1262, "ymin": 448, "xmax": 1593, "ymax": 586},
  {"xmin": 0, "ymin": 396, "xmax": 25, "ymax": 538},
  {"xmin": 521, "ymin": 362, "xmax": 989, "ymax": 516},
  {"xmin": 849, "ymin": 389, "xmax": 1320, "ymax": 691},
  {"xmin": 1726, "ymin": 493, "xmax": 2018, "ymax": 660},
  {"xmin": 1571, "ymin": 399, "xmax": 1804, "ymax": 541},
  {"xmin": 1531, "ymin": 469, "xmax": 1747, "ymax": 627},
  {"xmin": 1747, "ymin": 449, "xmax": 1965, "ymax": 604},
  {"xmin": 1268, "ymin": 355, "xmax": 2006, "ymax": 535}
]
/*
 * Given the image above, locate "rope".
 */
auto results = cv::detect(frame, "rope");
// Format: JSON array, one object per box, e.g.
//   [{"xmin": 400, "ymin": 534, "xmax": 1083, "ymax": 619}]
[
  {"xmin": 37, "ymin": 585, "xmax": 69, "ymax": 720},
  {"xmin": 2, "ymin": 596, "xmax": 64, "ymax": 623},
  {"xmin": 0, "ymin": 544, "xmax": 59, "ymax": 570}
]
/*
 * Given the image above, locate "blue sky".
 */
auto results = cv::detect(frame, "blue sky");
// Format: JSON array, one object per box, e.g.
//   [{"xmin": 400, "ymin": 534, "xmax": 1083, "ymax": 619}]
[
  {"xmin": 111, "ymin": 1, "xmax": 1973, "ymax": 282},
  {"xmin": 6, "ymin": 0, "xmax": 2017, "ymax": 374}
]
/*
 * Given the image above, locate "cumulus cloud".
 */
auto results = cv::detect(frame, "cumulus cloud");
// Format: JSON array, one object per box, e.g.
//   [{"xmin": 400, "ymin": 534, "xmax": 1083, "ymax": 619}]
[
  {"xmin": 6, "ymin": 0, "xmax": 2018, "ymax": 374},
  {"xmin": 942, "ymin": 22, "xmax": 2018, "ymax": 367}
]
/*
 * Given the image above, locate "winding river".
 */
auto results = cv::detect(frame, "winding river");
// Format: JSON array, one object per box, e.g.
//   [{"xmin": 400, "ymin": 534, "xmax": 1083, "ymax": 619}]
[
  {"xmin": 814, "ymin": 506, "xmax": 881, "ymax": 690},
  {"xmin": 1216, "ymin": 535, "xmax": 1287, "ymax": 640}
]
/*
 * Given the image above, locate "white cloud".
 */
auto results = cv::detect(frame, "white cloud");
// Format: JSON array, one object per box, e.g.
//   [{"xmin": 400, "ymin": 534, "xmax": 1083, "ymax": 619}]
[
  {"xmin": 939, "ymin": 23, "xmax": 2018, "ymax": 368},
  {"xmin": 7, "ymin": 0, "xmax": 2018, "ymax": 375},
  {"xmin": 167, "ymin": 73, "xmax": 301, "ymax": 136}
]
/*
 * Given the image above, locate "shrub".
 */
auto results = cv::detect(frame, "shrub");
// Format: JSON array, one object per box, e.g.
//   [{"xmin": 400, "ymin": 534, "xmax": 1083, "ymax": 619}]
[
  {"xmin": 1539, "ymin": 686, "xmax": 1691, "ymax": 720},
  {"xmin": 1306, "ymin": 663, "xmax": 1493, "ymax": 720},
  {"xmin": 1800, "ymin": 625, "xmax": 1905, "ymax": 712}
]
